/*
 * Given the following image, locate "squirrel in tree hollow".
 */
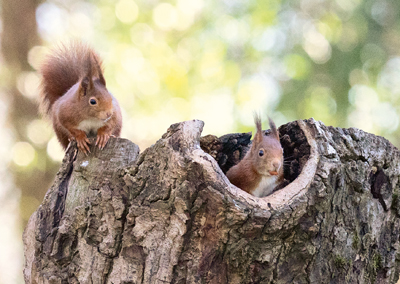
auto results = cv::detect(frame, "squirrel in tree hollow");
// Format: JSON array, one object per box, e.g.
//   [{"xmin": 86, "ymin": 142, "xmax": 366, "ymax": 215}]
[
  {"xmin": 226, "ymin": 115, "xmax": 284, "ymax": 197},
  {"xmin": 39, "ymin": 41, "xmax": 122, "ymax": 155}
]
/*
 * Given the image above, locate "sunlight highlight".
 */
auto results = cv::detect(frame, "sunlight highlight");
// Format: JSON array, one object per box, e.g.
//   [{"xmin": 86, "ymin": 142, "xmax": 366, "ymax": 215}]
[
  {"xmin": 27, "ymin": 119, "xmax": 53, "ymax": 146},
  {"xmin": 12, "ymin": 142, "xmax": 36, "ymax": 167},
  {"xmin": 153, "ymin": 3, "xmax": 178, "ymax": 30},
  {"xmin": 115, "ymin": 0, "xmax": 139, "ymax": 24},
  {"xmin": 47, "ymin": 137, "xmax": 64, "ymax": 162}
]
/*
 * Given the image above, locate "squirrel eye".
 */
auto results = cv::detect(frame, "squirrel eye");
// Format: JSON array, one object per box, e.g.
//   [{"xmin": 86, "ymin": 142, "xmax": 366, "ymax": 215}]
[
  {"xmin": 89, "ymin": 98, "xmax": 97, "ymax": 105},
  {"xmin": 259, "ymin": 149, "xmax": 264, "ymax": 157}
]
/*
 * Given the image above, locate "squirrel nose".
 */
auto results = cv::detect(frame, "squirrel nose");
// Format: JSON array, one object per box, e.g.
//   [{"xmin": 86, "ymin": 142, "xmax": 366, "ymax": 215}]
[{"xmin": 273, "ymin": 161, "xmax": 281, "ymax": 171}]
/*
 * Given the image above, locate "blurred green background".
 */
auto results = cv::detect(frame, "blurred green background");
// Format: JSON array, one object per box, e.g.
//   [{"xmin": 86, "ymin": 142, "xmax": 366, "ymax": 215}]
[{"xmin": 1, "ymin": 0, "xmax": 399, "ymax": 282}]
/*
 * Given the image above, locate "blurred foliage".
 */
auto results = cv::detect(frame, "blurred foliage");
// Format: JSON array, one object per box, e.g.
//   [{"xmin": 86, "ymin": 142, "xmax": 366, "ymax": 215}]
[
  {"xmin": 30, "ymin": 0, "xmax": 400, "ymax": 148},
  {"xmin": 1, "ymin": 0, "xmax": 400, "ymax": 282},
  {"xmin": 3, "ymin": 0, "xmax": 400, "ymax": 223},
  {"xmin": 31, "ymin": 0, "xmax": 400, "ymax": 149},
  {"xmin": 3, "ymin": 0, "xmax": 400, "ymax": 222}
]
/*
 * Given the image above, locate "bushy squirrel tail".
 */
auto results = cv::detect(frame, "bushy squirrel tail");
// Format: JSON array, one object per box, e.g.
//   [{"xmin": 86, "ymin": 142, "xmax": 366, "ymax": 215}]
[{"xmin": 39, "ymin": 40, "xmax": 104, "ymax": 115}]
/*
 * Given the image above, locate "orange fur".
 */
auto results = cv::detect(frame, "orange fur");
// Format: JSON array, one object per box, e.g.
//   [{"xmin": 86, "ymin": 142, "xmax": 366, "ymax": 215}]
[
  {"xmin": 39, "ymin": 41, "xmax": 122, "ymax": 154},
  {"xmin": 226, "ymin": 115, "xmax": 284, "ymax": 197}
]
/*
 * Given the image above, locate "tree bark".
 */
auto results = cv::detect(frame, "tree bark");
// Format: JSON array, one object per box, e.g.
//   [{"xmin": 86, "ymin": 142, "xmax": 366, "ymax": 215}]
[{"xmin": 23, "ymin": 118, "xmax": 400, "ymax": 284}]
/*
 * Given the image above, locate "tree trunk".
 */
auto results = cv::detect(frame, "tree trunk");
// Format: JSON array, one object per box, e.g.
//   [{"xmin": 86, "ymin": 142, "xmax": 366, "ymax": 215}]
[
  {"xmin": 1, "ymin": 0, "xmax": 59, "ymax": 226},
  {"xmin": 23, "ymin": 118, "xmax": 400, "ymax": 284}
]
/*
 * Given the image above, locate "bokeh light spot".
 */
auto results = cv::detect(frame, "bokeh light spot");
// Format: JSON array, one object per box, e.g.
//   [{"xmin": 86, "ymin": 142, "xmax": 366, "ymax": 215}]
[
  {"xmin": 115, "ymin": 0, "xmax": 139, "ymax": 24},
  {"xmin": 36, "ymin": 3, "xmax": 68, "ymax": 40},
  {"xmin": 47, "ymin": 137, "xmax": 64, "ymax": 162},
  {"xmin": 153, "ymin": 3, "xmax": 178, "ymax": 30},
  {"xmin": 27, "ymin": 120, "xmax": 53, "ymax": 146},
  {"xmin": 12, "ymin": 142, "xmax": 36, "ymax": 167},
  {"xmin": 69, "ymin": 12, "xmax": 93, "ymax": 37},
  {"xmin": 177, "ymin": 0, "xmax": 203, "ymax": 16},
  {"xmin": 303, "ymin": 28, "xmax": 332, "ymax": 64},
  {"xmin": 372, "ymin": 102, "xmax": 399, "ymax": 132},
  {"xmin": 27, "ymin": 46, "xmax": 47, "ymax": 71},
  {"xmin": 16, "ymin": 72, "xmax": 41, "ymax": 100}
]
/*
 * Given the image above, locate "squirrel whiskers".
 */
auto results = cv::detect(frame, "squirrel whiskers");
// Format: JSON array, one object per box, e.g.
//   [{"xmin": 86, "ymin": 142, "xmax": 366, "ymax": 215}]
[{"xmin": 39, "ymin": 41, "xmax": 122, "ymax": 154}]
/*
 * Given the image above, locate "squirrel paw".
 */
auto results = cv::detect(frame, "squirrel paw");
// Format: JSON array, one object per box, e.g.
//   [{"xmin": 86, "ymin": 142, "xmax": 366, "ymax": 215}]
[
  {"xmin": 70, "ymin": 132, "xmax": 91, "ymax": 155},
  {"xmin": 96, "ymin": 132, "xmax": 111, "ymax": 150}
]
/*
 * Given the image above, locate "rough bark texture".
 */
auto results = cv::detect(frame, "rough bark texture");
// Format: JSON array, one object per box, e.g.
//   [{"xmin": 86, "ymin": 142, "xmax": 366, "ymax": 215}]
[{"xmin": 23, "ymin": 119, "xmax": 400, "ymax": 284}]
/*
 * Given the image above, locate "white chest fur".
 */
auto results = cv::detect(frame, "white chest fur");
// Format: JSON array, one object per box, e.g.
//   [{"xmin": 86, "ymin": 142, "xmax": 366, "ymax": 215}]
[
  {"xmin": 77, "ymin": 119, "xmax": 106, "ymax": 134},
  {"xmin": 251, "ymin": 175, "xmax": 278, "ymax": 197}
]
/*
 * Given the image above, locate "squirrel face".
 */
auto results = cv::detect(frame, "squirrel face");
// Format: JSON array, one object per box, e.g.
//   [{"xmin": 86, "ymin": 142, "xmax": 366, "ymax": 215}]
[
  {"xmin": 251, "ymin": 135, "xmax": 283, "ymax": 176},
  {"xmin": 79, "ymin": 76, "xmax": 114, "ymax": 122},
  {"xmin": 250, "ymin": 116, "xmax": 283, "ymax": 177},
  {"xmin": 225, "ymin": 115, "xmax": 284, "ymax": 197}
]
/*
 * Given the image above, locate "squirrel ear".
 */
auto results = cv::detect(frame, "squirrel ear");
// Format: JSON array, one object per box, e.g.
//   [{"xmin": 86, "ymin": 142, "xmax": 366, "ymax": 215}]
[
  {"xmin": 253, "ymin": 113, "xmax": 263, "ymax": 145},
  {"xmin": 98, "ymin": 69, "xmax": 106, "ymax": 87},
  {"xmin": 79, "ymin": 53, "xmax": 94, "ymax": 96},
  {"xmin": 268, "ymin": 117, "xmax": 280, "ymax": 140},
  {"xmin": 93, "ymin": 55, "xmax": 106, "ymax": 87},
  {"xmin": 80, "ymin": 76, "xmax": 93, "ymax": 96}
]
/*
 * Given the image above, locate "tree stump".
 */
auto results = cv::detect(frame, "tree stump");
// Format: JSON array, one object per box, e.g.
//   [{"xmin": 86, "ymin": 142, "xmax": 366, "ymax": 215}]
[{"xmin": 23, "ymin": 118, "xmax": 400, "ymax": 284}]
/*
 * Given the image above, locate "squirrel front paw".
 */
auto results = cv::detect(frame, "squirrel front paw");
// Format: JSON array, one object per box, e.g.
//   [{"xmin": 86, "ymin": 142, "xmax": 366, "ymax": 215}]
[
  {"xmin": 96, "ymin": 128, "xmax": 113, "ymax": 150},
  {"xmin": 70, "ymin": 131, "xmax": 91, "ymax": 155}
]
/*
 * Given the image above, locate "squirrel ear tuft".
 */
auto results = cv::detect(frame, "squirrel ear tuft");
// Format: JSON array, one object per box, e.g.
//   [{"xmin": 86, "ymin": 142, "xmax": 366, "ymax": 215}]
[
  {"xmin": 253, "ymin": 113, "xmax": 263, "ymax": 145},
  {"xmin": 98, "ymin": 69, "xmax": 106, "ymax": 87},
  {"xmin": 79, "ymin": 53, "xmax": 94, "ymax": 96},
  {"xmin": 268, "ymin": 117, "xmax": 279, "ymax": 140},
  {"xmin": 92, "ymin": 55, "xmax": 106, "ymax": 87}
]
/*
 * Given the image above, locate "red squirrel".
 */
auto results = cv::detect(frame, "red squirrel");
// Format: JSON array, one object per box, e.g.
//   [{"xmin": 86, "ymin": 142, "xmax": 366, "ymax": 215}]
[
  {"xmin": 226, "ymin": 115, "xmax": 284, "ymax": 197},
  {"xmin": 39, "ymin": 41, "xmax": 122, "ymax": 154}
]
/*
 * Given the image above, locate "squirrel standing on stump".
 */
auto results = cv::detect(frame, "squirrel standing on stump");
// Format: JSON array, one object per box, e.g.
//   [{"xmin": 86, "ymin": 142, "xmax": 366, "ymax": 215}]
[
  {"xmin": 226, "ymin": 115, "xmax": 284, "ymax": 197},
  {"xmin": 39, "ymin": 41, "xmax": 122, "ymax": 155}
]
